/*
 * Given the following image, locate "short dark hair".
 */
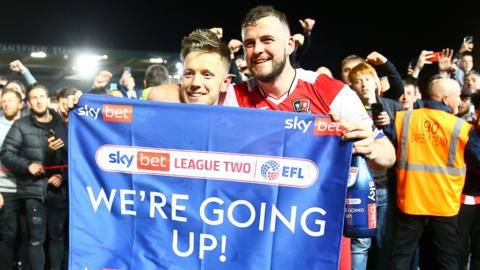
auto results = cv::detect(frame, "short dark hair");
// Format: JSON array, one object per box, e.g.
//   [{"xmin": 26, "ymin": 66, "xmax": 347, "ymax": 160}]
[
  {"xmin": 242, "ymin": 5, "xmax": 290, "ymax": 34},
  {"xmin": 180, "ymin": 29, "xmax": 231, "ymax": 72},
  {"xmin": 341, "ymin": 55, "xmax": 364, "ymax": 67},
  {"xmin": 144, "ymin": 64, "xmax": 170, "ymax": 88},
  {"xmin": 1, "ymin": 88, "xmax": 23, "ymax": 102},
  {"xmin": 26, "ymin": 83, "xmax": 49, "ymax": 99},
  {"xmin": 403, "ymin": 77, "xmax": 417, "ymax": 87},
  {"xmin": 5, "ymin": 80, "xmax": 26, "ymax": 95},
  {"xmin": 466, "ymin": 69, "xmax": 480, "ymax": 78},
  {"xmin": 56, "ymin": 87, "xmax": 80, "ymax": 99}
]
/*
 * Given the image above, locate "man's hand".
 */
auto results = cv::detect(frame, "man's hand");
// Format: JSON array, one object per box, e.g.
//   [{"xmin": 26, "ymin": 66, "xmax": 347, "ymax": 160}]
[
  {"xmin": 228, "ymin": 39, "xmax": 243, "ymax": 54},
  {"xmin": 48, "ymin": 137, "xmax": 64, "ymax": 152},
  {"xmin": 92, "ymin": 70, "xmax": 112, "ymax": 88},
  {"xmin": 64, "ymin": 90, "xmax": 83, "ymax": 112},
  {"xmin": 329, "ymin": 111, "xmax": 376, "ymax": 160},
  {"xmin": 293, "ymin": 34, "xmax": 305, "ymax": 46},
  {"xmin": 342, "ymin": 121, "xmax": 376, "ymax": 160},
  {"xmin": 329, "ymin": 111, "xmax": 395, "ymax": 168},
  {"xmin": 209, "ymin": 27, "xmax": 223, "ymax": 39},
  {"xmin": 0, "ymin": 193, "xmax": 4, "ymax": 209},
  {"xmin": 366, "ymin": 51, "xmax": 388, "ymax": 66},
  {"xmin": 460, "ymin": 38, "xmax": 474, "ymax": 53},
  {"xmin": 438, "ymin": 48, "xmax": 454, "ymax": 74},
  {"xmin": 28, "ymin": 163, "xmax": 45, "ymax": 176},
  {"xmin": 299, "ymin": 18, "xmax": 315, "ymax": 32},
  {"xmin": 9, "ymin": 60, "xmax": 28, "ymax": 73},
  {"xmin": 410, "ymin": 50, "xmax": 434, "ymax": 78},
  {"xmin": 374, "ymin": 111, "xmax": 390, "ymax": 127},
  {"xmin": 48, "ymin": 174, "xmax": 63, "ymax": 188}
]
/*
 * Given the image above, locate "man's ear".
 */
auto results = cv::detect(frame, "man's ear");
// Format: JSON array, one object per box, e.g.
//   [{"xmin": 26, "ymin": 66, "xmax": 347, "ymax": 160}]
[
  {"xmin": 220, "ymin": 74, "xmax": 233, "ymax": 93},
  {"xmin": 286, "ymin": 35, "xmax": 295, "ymax": 56},
  {"xmin": 441, "ymin": 95, "xmax": 449, "ymax": 106}
]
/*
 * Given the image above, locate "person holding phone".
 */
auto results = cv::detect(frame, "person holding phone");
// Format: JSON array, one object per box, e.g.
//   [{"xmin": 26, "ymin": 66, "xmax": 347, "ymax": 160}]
[
  {"xmin": 0, "ymin": 84, "xmax": 68, "ymax": 270},
  {"xmin": 348, "ymin": 62, "xmax": 404, "ymax": 270},
  {"xmin": 453, "ymin": 36, "xmax": 475, "ymax": 88}
]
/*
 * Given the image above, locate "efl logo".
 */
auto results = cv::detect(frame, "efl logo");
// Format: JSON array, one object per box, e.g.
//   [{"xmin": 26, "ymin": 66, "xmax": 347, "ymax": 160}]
[
  {"xmin": 137, "ymin": 151, "xmax": 170, "ymax": 171},
  {"xmin": 313, "ymin": 118, "xmax": 345, "ymax": 136},
  {"xmin": 260, "ymin": 160, "xmax": 281, "ymax": 180},
  {"xmin": 102, "ymin": 104, "xmax": 133, "ymax": 123}
]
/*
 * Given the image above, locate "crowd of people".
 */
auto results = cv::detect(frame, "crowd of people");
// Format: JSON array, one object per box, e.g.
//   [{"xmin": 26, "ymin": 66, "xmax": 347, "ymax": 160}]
[{"xmin": 0, "ymin": 4, "xmax": 479, "ymax": 270}]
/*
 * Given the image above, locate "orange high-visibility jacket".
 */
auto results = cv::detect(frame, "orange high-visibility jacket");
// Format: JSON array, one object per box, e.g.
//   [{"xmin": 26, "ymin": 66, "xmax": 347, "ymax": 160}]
[{"xmin": 395, "ymin": 108, "xmax": 471, "ymax": 216}]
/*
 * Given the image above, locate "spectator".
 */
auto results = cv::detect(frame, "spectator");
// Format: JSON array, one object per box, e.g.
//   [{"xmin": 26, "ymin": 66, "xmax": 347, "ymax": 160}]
[
  {"xmin": 140, "ymin": 64, "xmax": 170, "ymax": 100},
  {"xmin": 0, "ymin": 89, "xmax": 23, "ymax": 270},
  {"xmin": 391, "ymin": 77, "xmax": 480, "ymax": 269},
  {"xmin": 0, "ymin": 84, "xmax": 68, "ymax": 270}
]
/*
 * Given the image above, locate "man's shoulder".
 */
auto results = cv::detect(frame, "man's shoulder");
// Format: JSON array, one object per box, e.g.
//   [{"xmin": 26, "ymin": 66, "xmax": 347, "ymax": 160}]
[
  {"xmin": 147, "ymin": 84, "xmax": 182, "ymax": 102},
  {"xmin": 14, "ymin": 115, "xmax": 32, "ymax": 126}
]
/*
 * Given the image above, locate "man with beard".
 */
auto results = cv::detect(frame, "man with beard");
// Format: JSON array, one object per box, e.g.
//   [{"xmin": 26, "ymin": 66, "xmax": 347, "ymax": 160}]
[
  {"xmin": 0, "ymin": 84, "xmax": 68, "ymax": 270},
  {"xmin": 225, "ymin": 6, "xmax": 396, "ymax": 269},
  {"xmin": 0, "ymin": 89, "xmax": 23, "ymax": 270},
  {"xmin": 228, "ymin": 5, "xmax": 395, "ymax": 168}
]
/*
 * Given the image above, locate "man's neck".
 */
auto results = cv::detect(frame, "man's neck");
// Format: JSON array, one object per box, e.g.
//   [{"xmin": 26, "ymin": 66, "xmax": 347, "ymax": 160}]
[
  {"xmin": 257, "ymin": 65, "xmax": 296, "ymax": 99},
  {"xmin": 35, "ymin": 110, "xmax": 52, "ymax": 123}
]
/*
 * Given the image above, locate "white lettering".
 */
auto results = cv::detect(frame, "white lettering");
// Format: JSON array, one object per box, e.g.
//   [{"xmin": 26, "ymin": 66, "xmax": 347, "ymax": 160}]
[
  {"xmin": 120, "ymin": 189, "xmax": 136, "ymax": 216},
  {"xmin": 172, "ymin": 194, "xmax": 188, "ymax": 222},
  {"xmin": 200, "ymin": 197, "xmax": 224, "ymax": 225},
  {"xmin": 301, "ymin": 207, "xmax": 326, "ymax": 237},
  {"xmin": 86, "ymin": 186, "xmax": 116, "ymax": 213}
]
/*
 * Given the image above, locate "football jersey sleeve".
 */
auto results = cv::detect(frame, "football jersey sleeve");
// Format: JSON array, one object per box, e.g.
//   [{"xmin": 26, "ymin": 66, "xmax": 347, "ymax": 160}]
[{"xmin": 330, "ymin": 84, "xmax": 376, "ymax": 133}]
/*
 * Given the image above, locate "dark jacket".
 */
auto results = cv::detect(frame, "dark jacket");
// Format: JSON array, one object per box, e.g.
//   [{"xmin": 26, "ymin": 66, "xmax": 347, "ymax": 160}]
[
  {"xmin": 0, "ymin": 109, "xmax": 67, "ymax": 200},
  {"xmin": 376, "ymin": 60, "xmax": 404, "ymax": 101}
]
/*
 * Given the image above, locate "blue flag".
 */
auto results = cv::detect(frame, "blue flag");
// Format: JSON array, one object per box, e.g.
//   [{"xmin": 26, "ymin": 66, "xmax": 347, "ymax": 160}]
[{"xmin": 68, "ymin": 94, "xmax": 352, "ymax": 270}]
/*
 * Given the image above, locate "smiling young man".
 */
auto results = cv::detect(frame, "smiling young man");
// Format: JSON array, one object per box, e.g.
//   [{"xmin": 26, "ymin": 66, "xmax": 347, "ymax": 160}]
[{"xmin": 147, "ymin": 29, "xmax": 232, "ymax": 105}]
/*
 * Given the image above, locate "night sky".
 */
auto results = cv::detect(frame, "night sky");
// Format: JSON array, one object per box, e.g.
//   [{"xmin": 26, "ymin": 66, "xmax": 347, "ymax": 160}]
[{"xmin": 2, "ymin": 0, "xmax": 478, "ymax": 78}]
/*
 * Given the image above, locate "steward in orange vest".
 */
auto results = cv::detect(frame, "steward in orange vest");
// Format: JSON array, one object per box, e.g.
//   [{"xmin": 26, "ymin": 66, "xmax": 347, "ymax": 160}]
[
  {"xmin": 395, "ymin": 107, "xmax": 471, "ymax": 216},
  {"xmin": 391, "ymin": 77, "xmax": 480, "ymax": 270}
]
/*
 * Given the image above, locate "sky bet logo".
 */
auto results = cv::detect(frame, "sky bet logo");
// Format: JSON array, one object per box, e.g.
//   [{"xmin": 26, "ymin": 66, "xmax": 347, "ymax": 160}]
[
  {"xmin": 108, "ymin": 150, "xmax": 170, "ymax": 171},
  {"xmin": 78, "ymin": 104, "xmax": 132, "ymax": 123},
  {"xmin": 284, "ymin": 116, "xmax": 344, "ymax": 136}
]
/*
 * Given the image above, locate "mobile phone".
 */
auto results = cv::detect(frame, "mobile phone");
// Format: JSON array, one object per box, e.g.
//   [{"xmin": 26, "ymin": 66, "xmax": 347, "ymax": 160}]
[
  {"xmin": 109, "ymin": 82, "xmax": 118, "ymax": 90},
  {"xmin": 464, "ymin": 35, "xmax": 473, "ymax": 44},
  {"xmin": 426, "ymin": 51, "xmax": 441, "ymax": 62},
  {"xmin": 46, "ymin": 129, "xmax": 57, "ymax": 139},
  {"xmin": 371, "ymin": 103, "xmax": 384, "ymax": 120},
  {"xmin": 124, "ymin": 66, "xmax": 131, "ymax": 74},
  {"xmin": 409, "ymin": 58, "xmax": 418, "ymax": 68}
]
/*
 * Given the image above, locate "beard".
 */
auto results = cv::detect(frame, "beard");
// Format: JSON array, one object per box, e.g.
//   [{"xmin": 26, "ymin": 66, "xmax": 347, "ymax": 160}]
[
  {"xmin": 3, "ymin": 109, "xmax": 19, "ymax": 121},
  {"xmin": 252, "ymin": 53, "xmax": 287, "ymax": 83},
  {"xmin": 32, "ymin": 108, "xmax": 48, "ymax": 118}
]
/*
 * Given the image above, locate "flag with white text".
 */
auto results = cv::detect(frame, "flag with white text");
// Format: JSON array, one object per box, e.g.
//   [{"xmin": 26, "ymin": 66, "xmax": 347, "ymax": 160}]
[{"xmin": 68, "ymin": 94, "xmax": 352, "ymax": 270}]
